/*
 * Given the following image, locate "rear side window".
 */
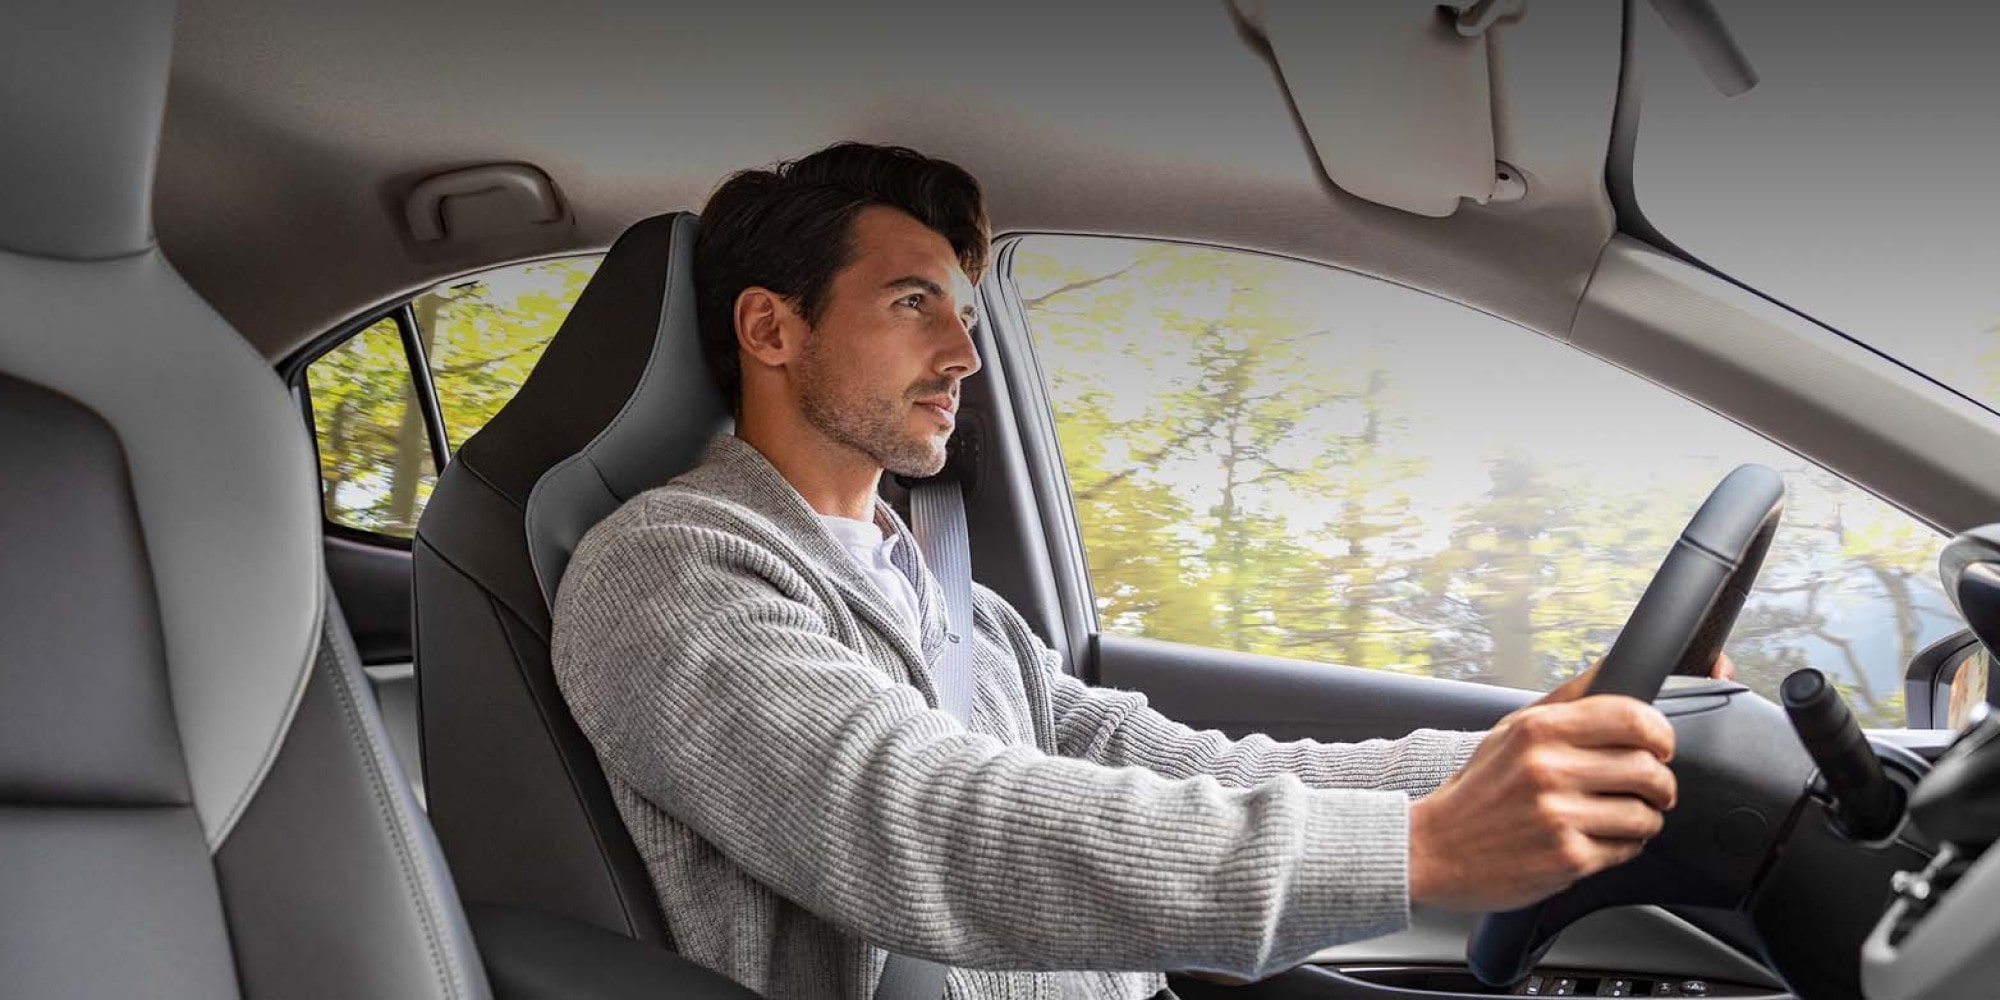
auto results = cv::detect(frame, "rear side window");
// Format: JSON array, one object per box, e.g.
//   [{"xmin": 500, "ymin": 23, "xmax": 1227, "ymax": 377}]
[
  {"xmin": 305, "ymin": 317, "xmax": 437, "ymax": 539},
  {"xmin": 416, "ymin": 257, "xmax": 600, "ymax": 451},
  {"xmin": 298, "ymin": 255, "xmax": 600, "ymax": 540}
]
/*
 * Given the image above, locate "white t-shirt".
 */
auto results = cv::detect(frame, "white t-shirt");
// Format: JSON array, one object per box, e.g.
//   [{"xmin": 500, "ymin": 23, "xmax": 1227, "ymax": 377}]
[{"xmin": 817, "ymin": 513, "xmax": 923, "ymax": 638}]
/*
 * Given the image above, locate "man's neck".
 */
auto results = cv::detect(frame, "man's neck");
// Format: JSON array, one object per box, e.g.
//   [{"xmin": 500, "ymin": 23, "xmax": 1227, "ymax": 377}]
[{"xmin": 734, "ymin": 414, "xmax": 882, "ymax": 523}]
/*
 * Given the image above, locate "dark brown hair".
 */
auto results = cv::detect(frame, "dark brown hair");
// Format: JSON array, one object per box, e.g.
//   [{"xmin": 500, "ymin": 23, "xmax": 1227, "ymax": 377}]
[{"xmin": 693, "ymin": 142, "xmax": 990, "ymax": 408}]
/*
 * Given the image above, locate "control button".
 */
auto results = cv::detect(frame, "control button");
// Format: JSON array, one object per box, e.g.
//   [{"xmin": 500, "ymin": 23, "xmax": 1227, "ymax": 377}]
[
  {"xmin": 1681, "ymin": 981, "xmax": 1709, "ymax": 997},
  {"xmin": 1652, "ymin": 983, "xmax": 1677, "ymax": 996},
  {"xmin": 1522, "ymin": 975, "xmax": 1545, "ymax": 995},
  {"xmin": 1551, "ymin": 978, "xmax": 1578, "ymax": 996},
  {"xmin": 1604, "ymin": 979, "xmax": 1635, "ymax": 997}
]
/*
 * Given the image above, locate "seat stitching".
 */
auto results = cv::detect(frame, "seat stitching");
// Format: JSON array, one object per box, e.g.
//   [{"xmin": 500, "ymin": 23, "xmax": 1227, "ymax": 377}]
[
  {"xmin": 209, "ymin": 597, "xmax": 323, "ymax": 850},
  {"xmin": 321, "ymin": 614, "xmax": 470, "ymax": 999},
  {"xmin": 454, "ymin": 454, "xmax": 526, "ymax": 515}
]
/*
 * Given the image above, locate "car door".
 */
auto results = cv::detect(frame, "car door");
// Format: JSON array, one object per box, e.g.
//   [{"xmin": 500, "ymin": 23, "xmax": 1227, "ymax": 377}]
[{"xmin": 961, "ymin": 232, "xmax": 1958, "ymax": 995}]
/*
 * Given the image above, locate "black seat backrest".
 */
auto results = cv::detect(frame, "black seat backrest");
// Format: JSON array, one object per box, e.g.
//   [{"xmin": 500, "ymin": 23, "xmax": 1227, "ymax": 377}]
[
  {"xmin": 0, "ymin": 2, "xmax": 489, "ymax": 996},
  {"xmin": 414, "ymin": 212, "xmax": 730, "ymax": 944}
]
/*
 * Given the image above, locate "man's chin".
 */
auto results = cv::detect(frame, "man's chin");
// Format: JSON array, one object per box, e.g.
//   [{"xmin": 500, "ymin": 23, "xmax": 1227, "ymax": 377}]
[{"xmin": 879, "ymin": 437, "xmax": 949, "ymax": 480}]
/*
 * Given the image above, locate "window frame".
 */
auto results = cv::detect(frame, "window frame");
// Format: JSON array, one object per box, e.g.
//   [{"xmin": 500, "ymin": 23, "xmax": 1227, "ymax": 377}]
[
  {"xmin": 991, "ymin": 230, "xmax": 1955, "ymax": 713},
  {"xmin": 280, "ymin": 251, "xmax": 602, "ymax": 547}
]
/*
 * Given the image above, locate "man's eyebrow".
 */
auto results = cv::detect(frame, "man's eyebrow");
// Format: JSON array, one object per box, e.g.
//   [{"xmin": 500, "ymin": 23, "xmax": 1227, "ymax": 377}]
[
  {"xmin": 882, "ymin": 275, "xmax": 947, "ymax": 298},
  {"xmin": 884, "ymin": 274, "xmax": 978, "ymax": 324}
]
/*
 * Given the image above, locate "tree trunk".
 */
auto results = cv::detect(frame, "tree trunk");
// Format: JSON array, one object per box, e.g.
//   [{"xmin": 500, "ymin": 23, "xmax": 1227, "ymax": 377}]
[{"xmin": 322, "ymin": 398, "xmax": 354, "ymax": 518}]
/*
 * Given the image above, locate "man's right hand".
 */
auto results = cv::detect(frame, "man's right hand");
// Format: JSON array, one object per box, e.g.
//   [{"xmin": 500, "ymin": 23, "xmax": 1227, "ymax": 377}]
[{"xmin": 1407, "ymin": 694, "xmax": 1677, "ymax": 913}]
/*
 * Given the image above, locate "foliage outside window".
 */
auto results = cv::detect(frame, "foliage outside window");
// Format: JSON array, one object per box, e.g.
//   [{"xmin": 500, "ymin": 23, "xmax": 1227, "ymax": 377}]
[
  {"xmin": 1013, "ymin": 236, "xmax": 1956, "ymax": 726},
  {"xmin": 417, "ymin": 257, "xmax": 601, "ymax": 451},
  {"xmin": 303, "ymin": 256, "xmax": 601, "ymax": 539},
  {"xmin": 307, "ymin": 318, "xmax": 436, "ymax": 538}
]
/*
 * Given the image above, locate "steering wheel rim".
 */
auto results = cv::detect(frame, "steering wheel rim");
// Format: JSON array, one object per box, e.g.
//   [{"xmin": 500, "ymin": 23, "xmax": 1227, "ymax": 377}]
[{"xmin": 1467, "ymin": 464, "xmax": 1786, "ymax": 987}]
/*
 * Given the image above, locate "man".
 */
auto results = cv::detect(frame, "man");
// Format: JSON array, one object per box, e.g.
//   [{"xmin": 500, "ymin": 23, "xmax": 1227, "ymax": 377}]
[{"xmin": 552, "ymin": 142, "xmax": 1710, "ymax": 1000}]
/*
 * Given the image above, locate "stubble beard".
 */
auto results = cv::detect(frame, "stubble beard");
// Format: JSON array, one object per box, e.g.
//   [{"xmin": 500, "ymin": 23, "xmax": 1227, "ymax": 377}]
[{"xmin": 796, "ymin": 331, "xmax": 949, "ymax": 479}]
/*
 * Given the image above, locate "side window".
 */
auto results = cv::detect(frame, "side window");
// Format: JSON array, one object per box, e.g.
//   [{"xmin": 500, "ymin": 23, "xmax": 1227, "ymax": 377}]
[
  {"xmin": 300, "ymin": 255, "xmax": 601, "ymax": 540},
  {"xmin": 306, "ymin": 317, "xmax": 437, "ymax": 539},
  {"xmin": 1010, "ymin": 236, "xmax": 1956, "ymax": 726}
]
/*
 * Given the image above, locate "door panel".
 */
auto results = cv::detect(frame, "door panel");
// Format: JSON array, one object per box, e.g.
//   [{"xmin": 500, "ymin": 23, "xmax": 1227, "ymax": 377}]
[
  {"xmin": 328, "ymin": 534, "xmax": 426, "ymax": 802},
  {"xmin": 1095, "ymin": 634, "xmax": 1526, "ymax": 744},
  {"xmin": 326, "ymin": 534, "xmax": 414, "ymax": 665},
  {"xmin": 363, "ymin": 662, "xmax": 425, "ymax": 805}
]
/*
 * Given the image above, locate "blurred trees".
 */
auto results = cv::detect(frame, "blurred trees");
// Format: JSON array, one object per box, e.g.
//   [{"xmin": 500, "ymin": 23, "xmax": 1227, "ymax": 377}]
[
  {"xmin": 307, "ymin": 318, "xmax": 435, "ymax": 538},
  {"xmin": 305, "ymin": 257, "xmax": 598, "ymax": 537},
  {"xmin": 1017, "ymin": 237, "xmax": 1951, "ymax": 726}
]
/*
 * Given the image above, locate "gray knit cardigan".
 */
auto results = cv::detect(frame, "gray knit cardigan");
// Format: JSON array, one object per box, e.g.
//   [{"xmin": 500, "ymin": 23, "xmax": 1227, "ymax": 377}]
[{"xmin": 551, "ymin": 433, "xmax": 1482, "ymax": 999}]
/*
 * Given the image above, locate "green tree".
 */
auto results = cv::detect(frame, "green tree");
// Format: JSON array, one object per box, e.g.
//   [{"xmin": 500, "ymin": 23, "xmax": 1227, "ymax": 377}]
[
  {"xmin": 422, "ymin": 258, "xmax": 598, "ymax": 450},
  {"xmin": 306, "ymin": 257, "xmax": 599, "ymax": 539},
  {"xmin": 1018, "ymin": 240, "xmax": 1429, "ymax": 661},
  {"xmin": 307, "ymin": 318, "xmax": 434, "ymax": 537},
  {"xmin": 1012, "ymin": 235, "xmax": 1952, "ymax": 720}
]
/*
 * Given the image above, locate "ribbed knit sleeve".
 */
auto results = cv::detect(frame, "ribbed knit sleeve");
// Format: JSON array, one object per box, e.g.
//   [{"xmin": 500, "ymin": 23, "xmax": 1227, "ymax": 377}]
[
  {"xmin": 553, "ymin": 508, "xmax": 1416, "ymax": 981},
  {"xmin": 973, "ymin": 589, "xmax": 1484, "ymax": 799},
  {"xmin": 1048, "ymin": 666, "xmax": 1481, "ymax": 798}
]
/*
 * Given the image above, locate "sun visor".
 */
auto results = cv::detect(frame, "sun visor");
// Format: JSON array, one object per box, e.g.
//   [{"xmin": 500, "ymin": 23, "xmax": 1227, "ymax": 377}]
[{"xmin": 1239, "ymin": 1, "xmax": 1507, "ymax": 218}]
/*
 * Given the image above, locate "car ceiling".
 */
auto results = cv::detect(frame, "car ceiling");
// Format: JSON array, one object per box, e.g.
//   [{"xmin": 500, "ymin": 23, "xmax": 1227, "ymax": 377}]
[{"xmin": 156, "ymin": 0, "xmax": 1623, "ymax": 360}]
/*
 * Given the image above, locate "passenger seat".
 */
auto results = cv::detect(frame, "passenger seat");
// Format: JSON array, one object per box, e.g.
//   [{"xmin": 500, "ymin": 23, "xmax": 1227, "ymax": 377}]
[{"xmin": 0, "ymin": 1, "xmax": 489, "ymax": 997}]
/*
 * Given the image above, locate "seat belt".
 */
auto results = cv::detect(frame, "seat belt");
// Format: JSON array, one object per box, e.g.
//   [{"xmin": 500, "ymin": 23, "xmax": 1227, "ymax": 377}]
[
  {"xmin": 872, "ymin": 476, "xmax": 975, "ymax": 1000},
  {"xmin": 909, "ymin": 478, "xmax": 976, "ymax": 723}
]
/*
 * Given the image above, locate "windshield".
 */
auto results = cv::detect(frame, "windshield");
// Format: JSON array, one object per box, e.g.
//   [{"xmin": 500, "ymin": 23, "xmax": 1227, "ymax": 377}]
[{"xmin": 1633, "ymin": 2, "xmax": 2000, "ymax": 414}]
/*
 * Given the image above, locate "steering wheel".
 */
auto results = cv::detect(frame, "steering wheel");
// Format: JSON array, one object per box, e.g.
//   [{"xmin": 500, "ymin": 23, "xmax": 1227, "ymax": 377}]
[{"xmin": 1466, "ymin": 464, "xmax": 1787, "ymax": 987}]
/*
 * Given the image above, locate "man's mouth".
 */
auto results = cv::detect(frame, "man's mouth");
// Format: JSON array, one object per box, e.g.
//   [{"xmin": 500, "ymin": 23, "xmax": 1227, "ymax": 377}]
[{"xmin": 915, "ymin": 394, "xmax": 957, "ymax": 427}]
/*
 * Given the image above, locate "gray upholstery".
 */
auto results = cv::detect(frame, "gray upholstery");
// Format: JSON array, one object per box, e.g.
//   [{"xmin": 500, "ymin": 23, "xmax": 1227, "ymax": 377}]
[
  {"xmin": 0, "ymin": 0, "xmax": 323, "ymax": 840},
  {"xmin": 0, "ymin": 374, "xmax": 186, "ymax": 804},
  {"xmin": 0, "ymin": 246, "xmax": 325, "ymax": 848},
  {"xmin": 0, "ymin": 0, "xmax": 173, "ymax": 260},
  {"xmin": 216, "ymin": 595, "xmax": 486, "ymax": 999},
  {"xmin": 0, "ymin": 805, "xmax": 238, "ymax": 996},
  {"xmin": 416, "ymin": 212, "xmax": 729, "ymax": 946},
  {"xmin": 0, "ymin": 1, "xmax": 491, "ymax": 996}
]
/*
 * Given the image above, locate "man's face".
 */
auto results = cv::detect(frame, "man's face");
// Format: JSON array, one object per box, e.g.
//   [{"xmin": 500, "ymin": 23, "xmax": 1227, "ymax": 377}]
[{"xmin": 792, "ymin": 205, "xmax": 981, "ymax": 478}]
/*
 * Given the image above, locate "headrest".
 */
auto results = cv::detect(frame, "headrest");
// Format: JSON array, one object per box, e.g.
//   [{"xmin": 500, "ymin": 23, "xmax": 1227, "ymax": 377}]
[
  {"xmin": 0, "ymin": 0, "xmax": 325, "ymax": 848},
  {"xmin": 448, "ymin": 213, "xmax": 730, "ymax": 605},
  {"xmin": 0, "ymin": 0, "xmax": 175, "ymax": 259}
]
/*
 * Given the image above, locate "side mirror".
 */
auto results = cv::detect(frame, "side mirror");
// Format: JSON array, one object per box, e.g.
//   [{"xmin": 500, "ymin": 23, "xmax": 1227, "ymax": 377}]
[
  {"xmin": 1907, "ymin": 630, "xmax": 1991, "ymax": 730},
  {"xmin": 1916, "ymin": 526, "xmax": 2000, "ymax": 731},
  {"xmin": 1946, "ymin": 647, "xmax": 1992, "ymax": 730}
]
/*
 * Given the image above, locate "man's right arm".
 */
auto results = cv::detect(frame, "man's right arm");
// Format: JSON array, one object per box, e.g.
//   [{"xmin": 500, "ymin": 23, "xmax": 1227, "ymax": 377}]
[{"xmin": 552, "ymin": 513, "xmax": 1414, "ymax": 981}]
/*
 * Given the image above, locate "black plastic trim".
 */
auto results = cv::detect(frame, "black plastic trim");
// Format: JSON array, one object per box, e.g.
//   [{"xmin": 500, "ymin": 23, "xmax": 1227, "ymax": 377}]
[
  {"xmin": 1906, "ymin": 630, "xmax": 1981, "ymax": 731},
  {"xmin": 397, "ymin": 303, "xmax": 451, "ymax": 471},
  {"xmin": 986, "ymin": 236, "xmax": 1101, "ymax": 677}
]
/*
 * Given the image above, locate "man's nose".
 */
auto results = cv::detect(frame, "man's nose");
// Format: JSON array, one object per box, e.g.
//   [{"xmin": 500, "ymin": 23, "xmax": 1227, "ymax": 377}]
[{"xmin": 936, "ymin": 308, "xmax": 982, "ymax": 378}]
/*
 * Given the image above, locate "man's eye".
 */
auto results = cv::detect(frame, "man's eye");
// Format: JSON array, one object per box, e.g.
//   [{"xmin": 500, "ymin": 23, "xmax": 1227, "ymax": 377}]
[{"xmin": 897, "ymin": 293, "xmax": 923, "ymax": 309}]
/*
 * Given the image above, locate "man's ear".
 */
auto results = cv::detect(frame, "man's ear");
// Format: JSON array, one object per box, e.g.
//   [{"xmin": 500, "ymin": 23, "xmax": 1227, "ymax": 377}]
[{"xmin": 735, "ymin": 286, "xmax": 805, "ymax": 369}]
